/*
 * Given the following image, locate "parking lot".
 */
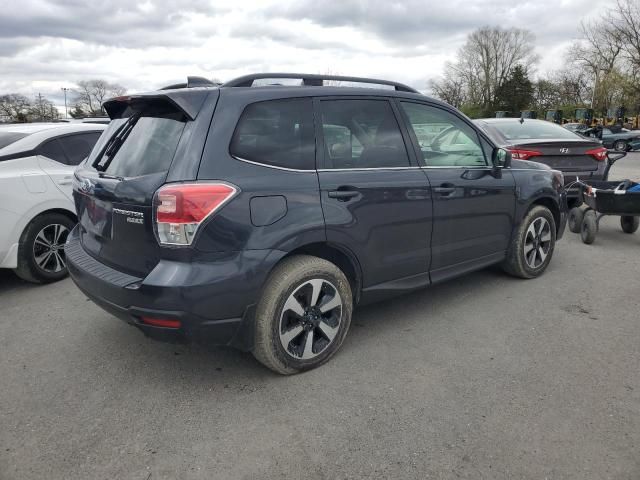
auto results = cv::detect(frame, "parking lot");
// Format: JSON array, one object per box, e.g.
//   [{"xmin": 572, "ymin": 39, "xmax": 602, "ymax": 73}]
[{"xmin": 0, "ymin": 154, "xmax": 638, "ymax": 480}]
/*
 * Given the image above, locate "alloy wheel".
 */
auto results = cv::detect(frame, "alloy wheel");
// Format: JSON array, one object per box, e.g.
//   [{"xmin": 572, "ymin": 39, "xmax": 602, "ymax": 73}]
[
  {"xmin": 279, "ymin": 278, "xmax": 343, "ymax": 360},
  {"xmin": 32, "ymin": 224, "xmax": 69, "ymax": 273},
  {"xmin": 523, "ymin": 217, "xmax": 552, "ymax": 269}
]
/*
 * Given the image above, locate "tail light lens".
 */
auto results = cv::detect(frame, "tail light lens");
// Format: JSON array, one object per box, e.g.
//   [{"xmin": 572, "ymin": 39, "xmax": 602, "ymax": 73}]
[
  {"xmin": 154, "ymin": 182, "xmax": 237, "ymax": 246},
  {"xmin": 585, "ymin": 146, "xmax": 608, "ymax": 161},
  {"xmin": 507, "ymin": 148, "xmax": 543, "ymax": 160}
]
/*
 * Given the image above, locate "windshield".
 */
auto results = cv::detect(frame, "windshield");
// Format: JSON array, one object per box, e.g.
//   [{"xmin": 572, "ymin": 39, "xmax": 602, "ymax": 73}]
[
  {"xmin": 0, "ymin": 131, "xmax": 29, "ymax": 150},
  {"xmin": 490, "ymin": 121, "xmax": 582, "ymax": 140},
  {"xmin": 89, "ymin": 104, "xmax": 187, "ymax": 178}
]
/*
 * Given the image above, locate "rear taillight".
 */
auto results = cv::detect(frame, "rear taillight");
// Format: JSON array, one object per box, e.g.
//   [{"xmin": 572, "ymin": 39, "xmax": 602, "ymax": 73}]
[
  {"xmin": 507, "ymin": 148, "xmax": 543, "ymax": 160},
  {"xmin": 154, "ymin": 182, "xmax": 237, "ymax": 246},
  {"xmin": 585, "ymin": 146, "xmax": 608, "ymax": 162}
]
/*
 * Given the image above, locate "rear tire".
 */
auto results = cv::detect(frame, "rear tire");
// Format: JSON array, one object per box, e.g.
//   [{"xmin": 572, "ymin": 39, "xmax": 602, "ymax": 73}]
[
  {"xmin": 568, "ymin": 207, "xmax": 586, "ymax": 234},
  {"xmin": 613, "ymin": 140, "xmax": 628, "ymax": 152},
  {"xmin": 502, "ymin": 205, "xmax": 556, "ymax": 279},
  {"xmin": 14, "ymin": 213, "xmax": 75, "ymax": 284},
  {"xmin": 252, "ymin": 255, "xmax": 353, "ymax": 375},
  {"xmin": 620, "ymin": 215, "xmax": 639, "ymax": 234},
  {"xmin": 581, "ymin": 210, "xmax": 598, "ymax": 244}
]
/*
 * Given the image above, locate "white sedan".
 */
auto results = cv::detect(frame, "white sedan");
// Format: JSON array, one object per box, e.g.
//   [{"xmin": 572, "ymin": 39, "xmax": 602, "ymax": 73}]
[{"xmin": 0, "ymin": 123, "xmax": 106, "ymax": 283}]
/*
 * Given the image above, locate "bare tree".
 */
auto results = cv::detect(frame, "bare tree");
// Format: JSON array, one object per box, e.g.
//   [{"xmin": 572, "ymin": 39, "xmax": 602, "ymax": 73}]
[
  {"xmin": 570, "ymin": 19, "xmax": 623, "ymax": 75},
  {"xmin": 607, "ymin": 0, "xmax": 640, "ymax": 72},
  {"xmin": 73, "ymin": 79, "xmax": 126, "ymax": 117},
  {"xmin": 428, "ymin": 65, "xmax": 466, "ymax": 108},
  {"xmin": 0, "ymin": 94, "xmax": 32, "ymax": 122},
  {"xmin": 29, "ymin": 93, "xmax": 59, "ymax": 122},
  {"xmin": 430, "ymin": 27, "xmax": 538, "ymax": 112}
]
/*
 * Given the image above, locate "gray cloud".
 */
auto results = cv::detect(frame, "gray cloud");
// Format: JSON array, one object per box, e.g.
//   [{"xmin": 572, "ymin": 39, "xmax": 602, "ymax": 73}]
[
  {"xmin": 263, "ymin": 0, "xmax": 605, "ymax": 47},
  {"xmin": 0, "ymin": 0, "xmax": 615, "ymax": 107},
  {"xmin": 0, "ymin": 0, "xmax": 225, "ymax": 50}
]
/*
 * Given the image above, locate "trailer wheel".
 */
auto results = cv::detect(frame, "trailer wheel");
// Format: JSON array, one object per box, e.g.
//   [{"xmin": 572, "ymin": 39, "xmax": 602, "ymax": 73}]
[
  {"xmin": 568, "ymin": 207, "xmax": 585, "ymax": 234},
  {"xmin": 581, "ymin": 210, "xmax": 598, "ymax": 244},
  {"xmin": 620, "ymin": 216, "xmax": 639, "ymax": 234}
]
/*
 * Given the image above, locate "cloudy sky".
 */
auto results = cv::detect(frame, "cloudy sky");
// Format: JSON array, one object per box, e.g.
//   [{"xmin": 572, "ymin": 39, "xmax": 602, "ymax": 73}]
[{"xmin": 0, "ymin": 0, "xmax": 612, "ymax": 112}]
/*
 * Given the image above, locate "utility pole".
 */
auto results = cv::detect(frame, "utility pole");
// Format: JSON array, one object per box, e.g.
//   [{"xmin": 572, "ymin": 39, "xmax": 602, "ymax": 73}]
[
  {"xmin": 590, "ymin": 69, "xmax": 606, "ymax": 110},
  {"xmin": 61, "ymin": 87, "xmax": 69, "ymax": 119},
  {"xmin": 35, "ymin": 93, "xmax": 45, "ymax": 122}
]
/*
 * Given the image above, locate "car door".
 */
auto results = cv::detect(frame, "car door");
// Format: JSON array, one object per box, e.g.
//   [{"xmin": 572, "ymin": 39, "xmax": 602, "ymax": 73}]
[
  {"xmin": 37, "ymin": 132, "xmax": 102, "ymax": 200},
  {"xmin": 315, "ymin": 97, "xmax": 432, "ymax": 294},
  {"xmin": 397, "ymin": 101, "xmax": 516, "ymax": 283}
]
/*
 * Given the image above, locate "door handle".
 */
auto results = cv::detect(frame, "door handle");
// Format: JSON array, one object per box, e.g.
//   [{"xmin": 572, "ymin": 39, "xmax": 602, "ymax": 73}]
[
  {"xmin": 328, "ymin": 190, "xmax": 359, "ymax": 201},
  {"xmin": 433, "ymin": 186, "xmax": 456, "ymax": 194},
  {"xmin": 58, "ymin": 177, "xmax": 73, "ymax": 186}
]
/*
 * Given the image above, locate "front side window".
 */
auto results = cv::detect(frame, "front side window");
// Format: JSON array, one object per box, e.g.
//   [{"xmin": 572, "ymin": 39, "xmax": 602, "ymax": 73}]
[
  {"xmin": 400, "ymin": 102, "xmax": 486, "ymax": 167},
  {"xmin": 320, "ymin": 99, "xmax": 410, "ymax": 169},
  {"xmin": 230, "ymin": 98, "xmax": 315, "ymax": 170}
]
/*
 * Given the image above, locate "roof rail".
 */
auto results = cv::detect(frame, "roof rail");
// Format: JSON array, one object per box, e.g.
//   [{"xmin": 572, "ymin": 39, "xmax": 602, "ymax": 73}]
[
  {"xmin": 221, "ymin": 73, "xmax": 419, "ymax": 93},
  {"xmin": 160, "ymin": 76, "xmax": 220, "ymax": 90}
]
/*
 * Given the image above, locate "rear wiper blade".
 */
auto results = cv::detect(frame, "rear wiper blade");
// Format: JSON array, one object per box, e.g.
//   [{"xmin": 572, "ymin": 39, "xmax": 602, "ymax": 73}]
[
  {"xmin": 98, "ymin": 172, "xmax": 125, "ymax": 181},
  {"xmin": 93, "ymin": 113, "xmax": 141, "ymax": 172}
]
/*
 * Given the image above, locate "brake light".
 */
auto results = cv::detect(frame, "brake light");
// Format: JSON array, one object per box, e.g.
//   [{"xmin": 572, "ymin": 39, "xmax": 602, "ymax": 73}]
[
  {"xmin": 507, "ymin": 148, "xmax": 543, "ymax": 160},
  {"xmin": 585, "ymin": 146, "xmax": 607, "ymax": 161},
  {"xmin": 154, "ymin": 182, "xmax": 237, "ymax": 245}
]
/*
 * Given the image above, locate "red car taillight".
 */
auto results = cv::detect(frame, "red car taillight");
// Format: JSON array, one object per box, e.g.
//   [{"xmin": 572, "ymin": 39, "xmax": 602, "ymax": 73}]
[
  {"xmin": 585, "ymin": 146, "xmax": 608, "ymax": 161},
  {"xmin": 154, "ymin": 182, "xmax": 237, "ymax": 246},
  {"xmin": 507, "ymin": 148, "xmax": 543, "ymax": 160}
]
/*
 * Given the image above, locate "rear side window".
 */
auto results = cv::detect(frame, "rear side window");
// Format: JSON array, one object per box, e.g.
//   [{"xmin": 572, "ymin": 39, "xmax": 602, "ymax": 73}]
[
  {"xmin": 319, "ymin": 99, "xmax": 410, "ymax": 169},
  {"xmin": 91, "ymin": 104, "xmax": 187, "ymax": 178},
  {"xmin": 58, "ymin": 132, "xmax": 102, "ymax": 165},
  {"xmin": 39, "ymin": 138, "xmax": 68, "ymax": 164},
  {"xmin": 0, "ymin": 132, "xmax": 29, "ymax": 150},
  {"xmin": 230, "ymin": 98, "xmax": 315, "ymax": 170}
]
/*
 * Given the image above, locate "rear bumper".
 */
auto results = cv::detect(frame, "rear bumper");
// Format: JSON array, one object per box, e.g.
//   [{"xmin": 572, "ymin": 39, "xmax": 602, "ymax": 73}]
[{"xmin": 65, "ymin": 226, "xmax": 284, "ymax": 350}]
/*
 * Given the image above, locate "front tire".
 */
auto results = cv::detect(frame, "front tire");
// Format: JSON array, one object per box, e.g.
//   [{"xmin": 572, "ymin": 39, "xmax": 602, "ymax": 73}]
[
  {"xmin": 502, "ymin": 205, "xmax": 556, "ymax": 279},
  {"xmin": 613, "ymin": 140, "xmax": 628, "ymax": 152},
  {"xmin": 252, "ymin": 255, "xmax": 353, "ymax": 375},
  {"xmin": 14, "ymin": 213, "xmax": 75, "ymax": 284}
]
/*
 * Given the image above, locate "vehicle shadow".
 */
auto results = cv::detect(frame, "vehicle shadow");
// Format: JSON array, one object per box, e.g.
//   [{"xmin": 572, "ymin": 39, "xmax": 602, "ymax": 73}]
[
  {"xmin": 0, "ymin": 269, "xmax": 33, "ymax": 296},
  {"xmin": 84, "ymin": 266, "xmax": 509, "ymax": 386}
]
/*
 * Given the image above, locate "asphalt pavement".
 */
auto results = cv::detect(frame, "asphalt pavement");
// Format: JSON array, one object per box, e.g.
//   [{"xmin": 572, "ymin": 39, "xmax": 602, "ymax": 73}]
[{"xmin": 1, "ymin": 153, "xmax": 639, "ymax": 479}]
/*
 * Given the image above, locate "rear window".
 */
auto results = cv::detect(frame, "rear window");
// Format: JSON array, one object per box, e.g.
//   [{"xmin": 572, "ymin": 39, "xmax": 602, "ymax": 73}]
[
  {"xmin": 90, "ymin": 103, "xmax": 187, "ymax": 178},
  {"xmin": 59, "ymin": 132, "xmax": 102, "ymax": 165},
  {"xmin": 0, "ymin": 132, "xmax": 29, "ymax": 150},
  {"xmin": 489, "ymin": 121, "xmax": 581, "ymax": 141},
  {"xmin": 230, "ymin": 98, "xmax": 315, "ymax": 170}
]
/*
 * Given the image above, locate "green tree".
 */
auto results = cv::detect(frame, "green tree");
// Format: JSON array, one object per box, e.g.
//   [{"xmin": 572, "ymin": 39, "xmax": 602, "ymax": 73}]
[{"xmin": 495, "ymin": 65, "xmax": 534, "ymax": 114}]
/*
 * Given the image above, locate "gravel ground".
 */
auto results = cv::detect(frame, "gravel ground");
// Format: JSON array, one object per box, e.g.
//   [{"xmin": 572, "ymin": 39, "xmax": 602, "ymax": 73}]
[{"xmin": 1, "ymin": 153, "xmax": 639, "ymax": 480}]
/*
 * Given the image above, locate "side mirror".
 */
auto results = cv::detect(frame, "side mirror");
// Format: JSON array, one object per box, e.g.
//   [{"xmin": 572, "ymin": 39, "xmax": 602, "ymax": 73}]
[{"xmin": 492, "ymin": 148, "xmax": 512, "ymax": 169}]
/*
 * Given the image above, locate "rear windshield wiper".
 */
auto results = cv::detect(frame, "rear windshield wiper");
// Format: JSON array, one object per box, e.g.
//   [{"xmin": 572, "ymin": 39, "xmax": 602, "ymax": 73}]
[
  {"xmin": 93, "ymin": 113, "xmax": 141, "ymax": 172},
  {"xmin": 97, "ymin": 172, "xmax": 125, "ymax": 181}
]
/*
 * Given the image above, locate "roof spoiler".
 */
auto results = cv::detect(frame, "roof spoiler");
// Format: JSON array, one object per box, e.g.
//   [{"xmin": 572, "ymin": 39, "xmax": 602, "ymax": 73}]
[
  {"xmin": 102, "ymin": 88, "xmax": 215, "ymax": 121},
  {"xmin": 102, "ymin": 76, "xmax": 220, "ymax": 120}
]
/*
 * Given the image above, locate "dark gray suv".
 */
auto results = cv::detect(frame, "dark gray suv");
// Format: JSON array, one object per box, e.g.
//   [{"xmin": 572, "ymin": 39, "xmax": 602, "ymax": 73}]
[{"xmin": 66, "ymin": 73, "xmax": 567, "ymax": 374}]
